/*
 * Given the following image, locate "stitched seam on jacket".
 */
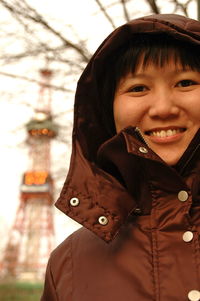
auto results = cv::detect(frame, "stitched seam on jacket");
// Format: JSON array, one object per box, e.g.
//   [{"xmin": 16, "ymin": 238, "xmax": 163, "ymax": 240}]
[
  {"xmin": 149, "ymin": 180, "xmax": 160, "ymax": 301},
  {"xmin": 49, "ymin": 260, "xmax": 59, "ymax": 301},
  {"xmin": 69, "ymin": 234, "xmax": 73, "ymax": 301},
  {"xmin": 193, "ymin": 231, "xmax": 200, "ymax": 285},
  {"xmin": 64, "ymin": 186, "xmax": 123, "ymax": 218},
  {"xmin": 151, "ymin": 229, "xmax": 160, "ymax": 301}
]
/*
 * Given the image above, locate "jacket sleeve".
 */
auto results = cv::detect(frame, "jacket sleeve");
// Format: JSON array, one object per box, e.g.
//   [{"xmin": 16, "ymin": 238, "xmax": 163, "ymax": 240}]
[{"xmin": 40, "ymin": 259, "xmax": 58, "ymax": 301}]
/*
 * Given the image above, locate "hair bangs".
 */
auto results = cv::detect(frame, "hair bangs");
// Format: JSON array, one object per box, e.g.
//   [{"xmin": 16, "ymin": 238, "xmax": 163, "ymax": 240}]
[
  {"xmin": 114, "ymin": 35, "xmax": 200, "ymax": 85},
  {"xmin": 137, "ymin": 45, "xmax": 200, "ymax": 72}
]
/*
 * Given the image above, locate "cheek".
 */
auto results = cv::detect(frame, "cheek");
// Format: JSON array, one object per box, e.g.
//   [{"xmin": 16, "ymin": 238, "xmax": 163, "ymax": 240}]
[
  {"xmin": 113, "ymin": 98, "xmax": 143, "ymax": 132},
  {"xmin": 183, "ymin": 93, "xmax": 200, "ymax": 122},
  {"xmin": 191, "ymin": 105, "xmax": 200, "ymax": 123}
]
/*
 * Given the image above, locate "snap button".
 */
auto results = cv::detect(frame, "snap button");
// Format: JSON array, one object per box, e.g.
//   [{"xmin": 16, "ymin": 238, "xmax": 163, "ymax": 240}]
[
  {"xmin": 134, "ymin": 208, "xmax": 142, "ymax": 215},
  {"xmin": 69, "ymin": 197, "xmax": 80, "ymax": 207},
  {"xmin": 183, "ymin": 231, "xmax": 193, "ymax": 242},
  {"xmin": 188, "ymin": 290, "xmax": 200, "ymax": 301},
  {"xmin": 178, "ymin": 190, "xmax": 188, "ymax": 202},
  {"xmin": 98, "ymin": 216, "xmax": 108, "ymax": 225},
  {"xmin": 139, "ymin": 147, "xmax": 148, "ymax": 153}
]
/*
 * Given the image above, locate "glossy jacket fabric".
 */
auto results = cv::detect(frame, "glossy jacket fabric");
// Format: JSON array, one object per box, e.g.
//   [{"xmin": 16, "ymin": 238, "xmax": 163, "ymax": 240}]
[{"xmin": 41, "ymin": 14, "xmax": 200, "ymax": 301}]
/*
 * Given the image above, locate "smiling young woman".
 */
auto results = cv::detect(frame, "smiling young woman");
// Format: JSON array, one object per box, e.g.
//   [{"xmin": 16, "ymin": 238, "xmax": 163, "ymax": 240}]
[{"xmin": 41, "ymin": 15, "xmax": 200, "ymax": 301}]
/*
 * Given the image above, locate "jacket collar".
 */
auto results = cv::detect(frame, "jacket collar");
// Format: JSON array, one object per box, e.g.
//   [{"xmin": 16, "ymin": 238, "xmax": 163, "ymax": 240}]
[{"xmin": 55, "ymin": 128, "xmax": 200, "ymax": 242}]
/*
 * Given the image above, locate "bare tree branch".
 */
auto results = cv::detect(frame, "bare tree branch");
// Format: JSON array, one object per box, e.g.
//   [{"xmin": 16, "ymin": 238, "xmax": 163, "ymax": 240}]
[
  {"xmin": 94, "ymin": 0, "xmax": 117, "ymax": 29},
  {"xmin": 120, "ymin": 0, "xmax": 130, "ymax": 21},
  {"xmin": 0, "ymin": 71, "xmax": 73, "ymax": 92},
  {"xmin": 170, "ymin": 0, "xmax": 193, "ymax": 16},
  {"xmin": 0, "ymin": 0, "xmax": 91, "ymax": 62},
  {"xmin": 146, "ymin": 0, "xmax": 160, "ymax": 14},
  {"xmin": 0, "ymin": 46, "xmax": 85, "ymax": 71}
]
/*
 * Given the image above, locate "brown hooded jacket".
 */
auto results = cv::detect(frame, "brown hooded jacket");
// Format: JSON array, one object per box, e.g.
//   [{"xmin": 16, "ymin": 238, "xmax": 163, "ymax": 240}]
[{"xmin": 41, "ymin": 14, "xmax": 200, "ymax": 301}]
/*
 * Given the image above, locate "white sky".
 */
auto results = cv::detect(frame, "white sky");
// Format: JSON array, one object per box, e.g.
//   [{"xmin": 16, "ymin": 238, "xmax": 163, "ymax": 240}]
[{"xmin": 0, "ymin": 0, "xmax": 198, "ymax": 256}]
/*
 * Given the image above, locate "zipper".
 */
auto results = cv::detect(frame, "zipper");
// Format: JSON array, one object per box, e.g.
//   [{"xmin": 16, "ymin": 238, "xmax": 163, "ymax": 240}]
[{"xmin": 135, "ymin": 127, "xmax": 150, "ymax": 147}]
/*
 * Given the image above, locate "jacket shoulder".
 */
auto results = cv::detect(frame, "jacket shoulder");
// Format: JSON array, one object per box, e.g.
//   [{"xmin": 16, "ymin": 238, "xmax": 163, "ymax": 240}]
[
  {"xmin": 51, "ymin": 226, "xmax": 106, "ymax": 265},
  {"xmin": 41, "ymin": 227, "xmax": 95, "ymax": 301}
]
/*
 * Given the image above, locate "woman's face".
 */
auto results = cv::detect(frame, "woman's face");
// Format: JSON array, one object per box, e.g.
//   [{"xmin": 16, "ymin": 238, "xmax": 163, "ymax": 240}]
[{"xmin": 113, "ymin": 58, "xmax": 200, "ymax": 165}]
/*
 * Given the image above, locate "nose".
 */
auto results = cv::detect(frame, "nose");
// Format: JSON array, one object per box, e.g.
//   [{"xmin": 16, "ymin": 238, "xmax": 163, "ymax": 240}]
[{"xmin": 148, "ymin": 90, "xmax": 180, "ymax": 119}]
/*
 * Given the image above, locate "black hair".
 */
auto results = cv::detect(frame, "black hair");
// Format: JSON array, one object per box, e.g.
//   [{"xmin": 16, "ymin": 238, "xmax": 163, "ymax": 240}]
[{"xmin": 99, "ymin": 33, "xmax": 200, "ymax": 136}]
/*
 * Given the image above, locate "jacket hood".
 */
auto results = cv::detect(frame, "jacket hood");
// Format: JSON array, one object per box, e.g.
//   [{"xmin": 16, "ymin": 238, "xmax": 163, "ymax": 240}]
[{"xmin": 55, "ymin": 14, "xmax": 200, "ymax": 242}]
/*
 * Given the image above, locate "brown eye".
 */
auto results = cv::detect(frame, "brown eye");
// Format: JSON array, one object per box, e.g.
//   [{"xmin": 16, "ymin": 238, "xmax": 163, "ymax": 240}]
[
  {"xmin": 177, "ymin": 80, "xmax": 197, "ymax": 87},
  {"xmin": 130, "ymin": 85, "xmax": 147, "ymax": 92}
]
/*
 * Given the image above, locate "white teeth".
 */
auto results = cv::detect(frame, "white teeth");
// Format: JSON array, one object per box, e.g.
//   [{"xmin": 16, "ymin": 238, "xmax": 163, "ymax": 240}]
[
  {"xmin": 167, "ymin": 130, "xmax": 172, "ymax": 136},
  {"xmin": 160, "ymin": 130, "xmax": 165, "ymax": 137},
  {"xmin": 150, "ymin": 129, "xmax": 181, "ymax": 137}
]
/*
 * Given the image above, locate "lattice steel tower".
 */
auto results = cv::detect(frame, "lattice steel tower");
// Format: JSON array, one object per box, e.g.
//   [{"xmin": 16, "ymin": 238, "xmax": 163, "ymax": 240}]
[{"xmin": 1, "ymin": 69, "xmax": 58, "ymax": 280}]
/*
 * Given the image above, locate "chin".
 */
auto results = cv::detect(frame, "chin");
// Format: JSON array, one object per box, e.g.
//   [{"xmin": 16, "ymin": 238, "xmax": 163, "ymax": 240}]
[
  {"xmin": 159, "ymin": 153, "xmax": 182, "ymax": 166},
  {"xmin": 165, "ymin": 158, "xmax": 180, "ymax": 166},
  {"xmin": 150, "ymin": 141, "xmax": 191, "ymax": 166}
]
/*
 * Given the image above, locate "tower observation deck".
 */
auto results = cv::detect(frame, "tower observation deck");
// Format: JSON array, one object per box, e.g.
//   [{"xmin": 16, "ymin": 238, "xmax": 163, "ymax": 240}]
[{"xmin": 1, "ymin": 69, "xmax": 58, "ymax": 281}]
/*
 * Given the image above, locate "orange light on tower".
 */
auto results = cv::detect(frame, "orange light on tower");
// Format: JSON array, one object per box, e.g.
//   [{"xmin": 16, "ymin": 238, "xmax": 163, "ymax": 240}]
[{"xmin": 24, "ymin": 171, "xmax": 48, "ymax": 186}]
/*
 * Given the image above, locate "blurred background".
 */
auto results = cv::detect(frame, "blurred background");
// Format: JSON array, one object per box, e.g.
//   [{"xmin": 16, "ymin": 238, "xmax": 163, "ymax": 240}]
[{"xmin": 0, "ymin": 0, "xmax": 198, "ymax": 300}]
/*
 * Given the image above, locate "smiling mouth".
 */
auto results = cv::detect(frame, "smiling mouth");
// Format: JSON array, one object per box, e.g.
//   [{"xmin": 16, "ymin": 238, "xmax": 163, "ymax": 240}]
[{"xmin": 145, "ymin": 127, "xmax": 186, "ymax": 138}]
